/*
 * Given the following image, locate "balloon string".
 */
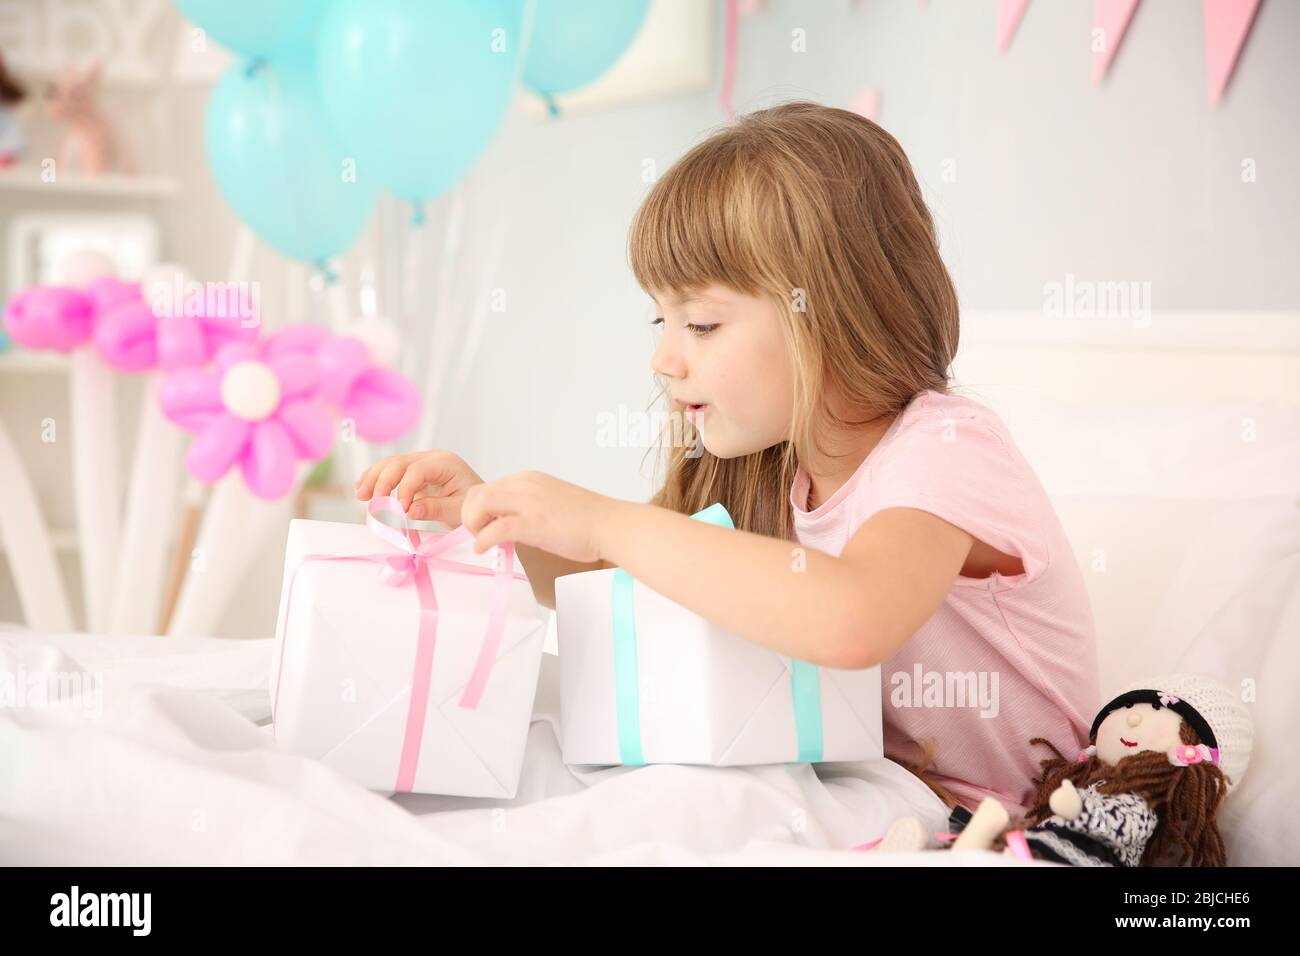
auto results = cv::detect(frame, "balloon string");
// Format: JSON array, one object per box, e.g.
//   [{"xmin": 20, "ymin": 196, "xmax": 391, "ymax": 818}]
[
  {"xmin": 542, "ymin": 92, "xmax": 560, "ymax": 117},
  {"xmin": 314, "ymin": 260, "xmax": 338, "ymax": 285},
  {"xmin": 411, "ymin": 202, "xmax": 426, "ymax": 226}
]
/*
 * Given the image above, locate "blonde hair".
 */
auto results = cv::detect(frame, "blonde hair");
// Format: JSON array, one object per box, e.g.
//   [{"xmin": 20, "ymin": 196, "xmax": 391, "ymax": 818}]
[{"xmin": 628, "ymin": 101, "xmax": 959, "ymax": 540}]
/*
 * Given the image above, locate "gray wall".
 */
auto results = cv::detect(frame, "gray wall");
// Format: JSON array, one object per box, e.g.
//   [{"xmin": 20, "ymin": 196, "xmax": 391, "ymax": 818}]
[
  {"xmin": 2, "ymin": 0, "xmax": 1296, "ymax": 637},
  {"xmin": 433, "ymin": 0, "xmax": 1300, "ymax": 507}
]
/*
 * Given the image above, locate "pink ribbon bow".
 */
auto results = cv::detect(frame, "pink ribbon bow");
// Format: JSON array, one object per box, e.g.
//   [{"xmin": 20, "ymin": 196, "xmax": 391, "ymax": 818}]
[{"xmin": 271, "ymin": 495, "xmax": 529, "ymax": 793}]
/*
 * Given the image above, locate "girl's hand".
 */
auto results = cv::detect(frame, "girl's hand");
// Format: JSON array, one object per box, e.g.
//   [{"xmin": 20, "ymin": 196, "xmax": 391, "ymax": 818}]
[
  {"xmin": 460, "ymin": 471, "xmax": 619, "ymax": 562},
  {"xmin": 354, "ymin": 450, "xmax": 484, "ymax": 528}
]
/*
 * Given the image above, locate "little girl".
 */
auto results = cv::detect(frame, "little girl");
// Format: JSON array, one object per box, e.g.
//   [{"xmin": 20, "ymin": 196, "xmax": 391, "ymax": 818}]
[{"xmin": 355, "ymin": 101, "xmax": 1099, "ymax": 822}]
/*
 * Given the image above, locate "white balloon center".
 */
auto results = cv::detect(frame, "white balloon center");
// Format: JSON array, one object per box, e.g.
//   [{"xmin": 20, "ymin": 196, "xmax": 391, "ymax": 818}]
[{"xmin": 220, "ymin": 361, "xmax": 281, "ymax": 421}]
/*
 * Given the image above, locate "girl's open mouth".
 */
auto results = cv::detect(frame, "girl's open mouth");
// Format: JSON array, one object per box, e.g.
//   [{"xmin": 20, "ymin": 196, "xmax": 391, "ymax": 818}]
[{"xmin": 687, "ymin": 404, "xmax": 708, "ymax": 421}]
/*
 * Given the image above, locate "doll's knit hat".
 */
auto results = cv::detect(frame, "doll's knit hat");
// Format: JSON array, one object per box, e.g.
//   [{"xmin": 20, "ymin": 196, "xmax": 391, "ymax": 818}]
[{"xmin": 1090, "ymin": 674, "xmax": 1254, "ymax": 793}]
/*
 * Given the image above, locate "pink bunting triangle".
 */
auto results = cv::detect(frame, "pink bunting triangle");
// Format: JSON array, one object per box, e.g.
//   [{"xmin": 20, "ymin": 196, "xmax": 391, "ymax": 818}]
[
  {"xmin": 1091, "ymin": 0, "xmax": 1141, "ymax": 86},
  {"xmin": 997, "ymin": 0, "xmax": 1030, "ymax": 55},
  {"xmin": 721, "ymin": 0, "xmax": 739, "ymax": 120},
  {"xmin": 1203, "ymin": 0, "xmax": 1261, "ymax": 106},
  {"xmin": 849, "ymin": 86, "xmax": 881, "ymax": 120}
]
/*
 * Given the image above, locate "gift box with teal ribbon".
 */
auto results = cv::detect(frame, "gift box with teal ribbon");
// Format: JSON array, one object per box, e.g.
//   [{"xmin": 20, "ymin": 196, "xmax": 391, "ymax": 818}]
[{"xmin": 555, "ymin": 503, "xmax": 883, "ymax": 766}]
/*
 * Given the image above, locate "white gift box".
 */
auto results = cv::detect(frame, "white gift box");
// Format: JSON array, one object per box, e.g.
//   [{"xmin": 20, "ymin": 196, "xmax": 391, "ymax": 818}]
[
  {"xmin": 555, "ymin": 568, "xmax": 883, "ymax": 766},
  {"xmin": 269, "ymin": 509, "xmax": 546, "ymax": 797}
]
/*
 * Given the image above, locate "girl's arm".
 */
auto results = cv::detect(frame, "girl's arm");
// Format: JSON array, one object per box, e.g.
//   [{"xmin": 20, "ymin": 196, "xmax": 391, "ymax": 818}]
[{"xmin": 596, "ymin": 502, "xmax": 973, "ymax": 669}]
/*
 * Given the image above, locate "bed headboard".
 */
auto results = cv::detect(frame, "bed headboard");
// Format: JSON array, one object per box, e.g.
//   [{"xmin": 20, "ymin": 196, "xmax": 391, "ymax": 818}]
[
  {"xmin": 952, "ymin": 311, "xmax": 1300, "ymax": 407},
  {"xmin": 948, "ymin": 310, "xmax": 1300, "ymax": 707}
]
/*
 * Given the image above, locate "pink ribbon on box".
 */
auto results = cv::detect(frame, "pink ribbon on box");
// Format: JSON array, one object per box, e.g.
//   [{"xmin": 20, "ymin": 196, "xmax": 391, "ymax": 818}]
[{"xmin": 271, "ymin": 495, "xmax": 529, "ymax": 793}]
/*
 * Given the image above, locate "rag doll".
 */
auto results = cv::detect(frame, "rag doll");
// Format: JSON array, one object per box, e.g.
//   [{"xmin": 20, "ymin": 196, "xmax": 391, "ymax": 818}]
[
  {"xmin": 44, "ymin": 62, "xmax": 118, "ymax": 175},
  {"xmin": 875, "ymin": 674, "xmax": 1253, "ymax": 866}
]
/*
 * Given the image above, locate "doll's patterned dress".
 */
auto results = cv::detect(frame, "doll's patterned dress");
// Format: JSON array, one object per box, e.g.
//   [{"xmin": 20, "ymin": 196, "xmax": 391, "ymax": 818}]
[{"xmin": 948, "ymin": 781, "xmax": 1158, "ymax": 867}]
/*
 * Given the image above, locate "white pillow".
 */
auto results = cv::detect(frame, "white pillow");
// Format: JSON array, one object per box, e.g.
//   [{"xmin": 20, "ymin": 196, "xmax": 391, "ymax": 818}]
[
  {"xmin": 1051, "ymin": 494, "xmax": 1299, "ymax": 866},
  {"xmin": 1138, "ymin": 496, "xmax": 1299, "ymax": 866},
  {"xmin": 1050, "ymin": 496, "xmax": 1228, "ymax": 690},
  {"xmin": 967, "ymin": 393, "xmax": 1299, "ymax": 864}
]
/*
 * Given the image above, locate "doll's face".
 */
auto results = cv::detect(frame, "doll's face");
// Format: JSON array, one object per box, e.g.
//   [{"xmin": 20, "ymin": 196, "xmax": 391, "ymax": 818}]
[{"xmin": 1095, "ymin": 703, "xmax": 1185, "ymax": 766}]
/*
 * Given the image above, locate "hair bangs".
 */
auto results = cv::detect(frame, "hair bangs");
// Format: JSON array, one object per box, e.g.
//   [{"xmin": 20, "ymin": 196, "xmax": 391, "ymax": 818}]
[{"xmin": 627, "ymin": 139, "xmax": 766, "ymax": 303}]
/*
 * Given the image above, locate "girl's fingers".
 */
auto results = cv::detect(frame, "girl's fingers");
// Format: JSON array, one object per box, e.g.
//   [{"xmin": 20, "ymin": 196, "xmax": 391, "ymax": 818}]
[
  {"xmin": 371, "ymin": 458, "xmax": 415, "ymax": 500},
  {"xmin": 354, "ymin": 462, "xmax": 379, "ymax": 497},
  {"xmin": 394, "ymin": 456, "xmax": 448, "ymax": 511},
  {"xmin": 355, "ymin": 452, "xmax": 419, "ymax": 498},
  {"xmin": 461, "ymin": 483, "xmax": 514, "ymax": 535},
  {"xmin": 408, "ymin": 495, "xmax": 449, "ymax": 521},
  {"xmin": 410, "ymin": 488, "xmax": 468, "ymax": 527},
  {"xmin": 472, "ymin": 515, "xmax": 522, "ymax": 554},
  {"xmin": 356, "ymin": 462, "xmax": 390, "ymax": 500}
]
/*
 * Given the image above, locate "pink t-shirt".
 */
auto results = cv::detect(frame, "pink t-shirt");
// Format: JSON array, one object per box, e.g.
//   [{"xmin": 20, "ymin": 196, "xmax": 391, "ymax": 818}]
[{"xmin": 791, "ymin": 389, "xmax": 1099, "ymax": 818}]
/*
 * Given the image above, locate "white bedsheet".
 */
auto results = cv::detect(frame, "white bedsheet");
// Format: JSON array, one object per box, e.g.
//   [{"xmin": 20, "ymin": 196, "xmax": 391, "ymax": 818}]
[{"xmin": 0, "ymin": 629, "xmax": 1046, "ymax": 866}]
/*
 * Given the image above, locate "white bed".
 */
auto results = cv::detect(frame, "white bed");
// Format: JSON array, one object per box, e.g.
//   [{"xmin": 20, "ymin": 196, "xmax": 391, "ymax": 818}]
[
  {"xmin": 0, "ymin": 628, "xmax": 1012, "ymax": 866},
  {"xmin": 1, "ymin": 312, "xmax": 1296, "ymax": 867}
]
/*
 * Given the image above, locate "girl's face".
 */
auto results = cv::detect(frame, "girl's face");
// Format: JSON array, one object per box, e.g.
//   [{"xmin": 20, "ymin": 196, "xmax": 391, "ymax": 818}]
[
  {"xmin": 649, "ymin": 284, "xmax": 795, "ymax": 459},
  {"xmin": 1095, "ymin": 703, "xmax": 1185, "ymax": 766}
]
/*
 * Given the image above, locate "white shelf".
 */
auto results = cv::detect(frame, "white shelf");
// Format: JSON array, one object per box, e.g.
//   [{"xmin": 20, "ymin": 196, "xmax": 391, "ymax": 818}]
[
  {"xmin": 0, "ymin": 169, "xmax": 179, "ymax": 199},
  {"xmin": 0, "ymin": 350, "xmax": 70, "ymax": 374}
]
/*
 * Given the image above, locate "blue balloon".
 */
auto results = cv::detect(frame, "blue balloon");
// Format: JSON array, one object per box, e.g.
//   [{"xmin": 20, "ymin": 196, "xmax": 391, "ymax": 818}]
[
  {"xmin": 174, "ymin": 0, "xmax": 323, "ymax": 59},
  {"xmin": 204, "ymin": 55, "xmax": 378, "ymax": 266},
  {"xmin": 522, "ymin": 0, "xmax": 650, "ymax": 98},
  {"xmin": 316, "ymin": 0, "xmax": 525, "ymax": 205}
]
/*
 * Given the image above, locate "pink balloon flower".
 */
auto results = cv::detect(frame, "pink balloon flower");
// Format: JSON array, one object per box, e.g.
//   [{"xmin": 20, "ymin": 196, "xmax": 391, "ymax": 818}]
[
  {"xmin": 3, "ymin": 286, "xmax": 96, "ymax": 351},
  {"xmin": 3, "ymin": 275, "xmax": 260, "ymax": 375},
  {"xmin": 261, "ymin": 323, "xmax": 421, "ymax": 442},
  {"xmin": 94, "ymin": 284, "xmax": 259, "ymax": 374},
  {"xmin": 159, "ymin": 337, "xmax": 335, "ymax": 500},
  {"xmin": 85, "ymin": 276, "xmax": 141, "ymax": 315}
]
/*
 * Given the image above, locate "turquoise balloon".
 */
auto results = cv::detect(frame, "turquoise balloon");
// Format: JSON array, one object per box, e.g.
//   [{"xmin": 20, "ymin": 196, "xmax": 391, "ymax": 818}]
[
  {"xmin": 317, "ymin": 0, "xmax": 525, "ymax": 205},
  {"xmin": 204, "ymin": 55, "xmax": 378, "ymax": 265},
  {"xmin": 174, "ymin": 0, "xmax": 322, "ymax": 58},
  {"xmin": 522, "ymin": 0, "xmax": 650, "ymax": 97}
]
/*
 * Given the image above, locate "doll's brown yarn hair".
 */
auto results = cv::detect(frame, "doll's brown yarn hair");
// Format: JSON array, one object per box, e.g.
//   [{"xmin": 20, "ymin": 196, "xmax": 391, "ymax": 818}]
[{"xmin": 1015, "ymin": 721, "xmax": 1229, "ymax": 866}]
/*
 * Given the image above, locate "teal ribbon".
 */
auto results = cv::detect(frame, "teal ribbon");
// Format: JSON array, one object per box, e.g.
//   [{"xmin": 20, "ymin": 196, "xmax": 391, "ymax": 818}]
[
  {"xmin": 610, "ymin": 502, "xmax": 824, "ymax": 765},
  {"xmin": 611, "ymin": 568, "xmax": 643, "ymax": 765}
]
